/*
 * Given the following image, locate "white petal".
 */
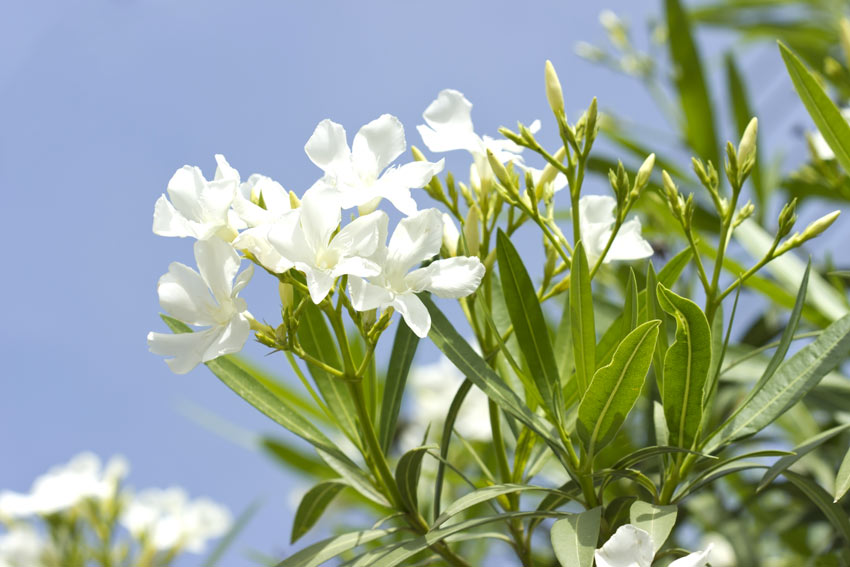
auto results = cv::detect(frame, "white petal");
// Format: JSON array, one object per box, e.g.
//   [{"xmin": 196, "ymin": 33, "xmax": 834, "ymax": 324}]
[
  {"xmin": 194, "ymin": 238, "xmax": 241, "ymax": 302},
  {"xmin": 305, "ymin": 119, "xmax": 351, "ymax": 173},
  {"xmin": 202, "ymin": 316, "xmax": 250, "ymax": 361},
  {"xmin": 299, "ymin": 183, "xmax": 343, "ymax": 254},
  {"xmin": 375, "ymin": 159, "xmax": 445, "ymax": 216},
  {"xmin": 418, "ymin": 90, "xmax": 481, "ymax": 153},
  {"xmin": 352, "ymin": 114, "xmax": 406, "ymax": 177},
  {"xmin": 213, "ymin": 154, "xmax": 240, "ymax": 182},
  {"xmin": 387, "ymin": 209, "xmax": 444, "ymax": 275},
  {"xmin": 165, "ymin": 166, "xmax": 206, "ymax": 222},
  {"xmin": 232, "ymin": 263, "xmax": 254, "ymax": 295},
  {"xmin": 153, "ymin": 194, "xmax": 197, "ymax": 238},
  {"xmin": 147, "ymin": 329, "xmax": 220, "ymax": 375},
  {"xmin": 405, "ymin": 257, "xmax": 485, "ymax": 298},
  {"xmin": 233, "ymin": 219, "xmax": 297, "ymax": 273},
  {"xmin": 668, "ymin": 545, "xmax": 712, "ymax": 567},
  {"xmin": 233, "ymin": 174, "xmax": 290, "ymax": 227},
  {"xmin": 349, "ymin": 277, "xmax": 394, "ymax": 311},
  {"xmin": 329, "ymin": 210, "xmax": 388, "ymax": 259},
  {"xmin": 332, "ymin": 256, "xmax": 382, "ymax": 279},
  {"xmin": 442, "ymin": 213, "xmax": 459, "ymax": 256},
  {"xmin": 300, "ymin": 265, "xmax": 335, "ymax": 304},
  {"xmin": 578, "ymin": 195, "xmax": 618, "ymax": 265},
  {"xmin": 392, "ymin": 293, "xmax": 431, "ymax": 338},
  {"xmin": 157, "ymin": 262, "xmax": 217, "ymax": 326},
  {"xmin": 594, "ymin": 525, "xmax": 654, "ymax": 567},
  {"xmin": 605, "ymin": 217, "xmax": 653, "ymax": 263}
]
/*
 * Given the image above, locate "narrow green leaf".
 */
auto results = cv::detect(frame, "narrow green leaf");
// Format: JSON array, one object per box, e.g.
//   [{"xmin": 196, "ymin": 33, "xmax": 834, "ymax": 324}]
[
  {"xmin": 629, "ymin": 501, "xmax": 677, "ymax": 554},
  {"xmin": 317, "ymin": 450, "xmax": 388, "ymax": 507},
  {"xmin": 705, "ymin": 313, "xmax": 850, "ymax": 453},
  {"xmin": 161, "ymin": 315, "xmax": 356, "ymax": 469},
  {"xmin": 571, "ymin": 241, "xmax": 596, "ymax": 397},
  {"xmin": 395, "ymin": 446, "xmax": 430, "ymax": 515},
  {"xmin": 202, "ymin": 500, "xmax": 261, "ymax": 567},
  {"xmin": 621, "ymin": 269, "xmax": 638, "ymax": 339},
  {"xmin": 291, "ymin": 481, "xmax": 347, "ymax": 543},
  {"xmin": 645, "ymin": 263, "xmax": 667, "ymax": 395},
  {"xmin": 554, "ymin": 293, "xmax": 574, "ymax": 388},
  {"xmin": 780, "ymin": 41, "xmax": 850, "ymax": 174},
  {"xmin": 378, "ymin": 321, "xmax": 420, "ymax": 453},
  {"xmin": 432, "ymin": 380, "xmax": 473, "ymax": 520},
  {"xmin": 653, "ymin": 401, "xmax": 669, "ymax": 447},
  {"xmin": 550, "ymin": 507, "xmax": 602, "ymax": 567},
  {"xmin": 276, "ymin": 529, "xmax": 397, "ymax": 567},
  {"xmin": 612, "ymin": 445, "xmax": 711, "ymax": 471},
  {"xmin": 725, "ymin": 52, "xmax": 765, "ymax": 211},
  {"xmin": 657, "ymin": 285, "xmax": 712, "ymax": 449},
  {"xmin": 497, "ymin": 229, "xmax": 561, "ymax": 415},
  {"xmin": 577, "ymin": 320, "xmax": 660, "ymax": 456},
  {"xmin": 782, "ymin": 470, "xmax": 850, "ymax": 547},
  {"xmin": 666, "ymin": 0, "xmax": 720, "ymax": 165},
  {"xmin": 834, "ymin": 445, "xmax": 850, "ymax": 502},
  {"xmin": 260, "ymin": 437, "xmax": 333, "ymax": 479},
  {"xmin": 759, "ymin": 423, "xmax": 850, "ymax": 492},
  {"xmin": 435, "ymin": 484, "xmax": 570, "ymax": 528}
]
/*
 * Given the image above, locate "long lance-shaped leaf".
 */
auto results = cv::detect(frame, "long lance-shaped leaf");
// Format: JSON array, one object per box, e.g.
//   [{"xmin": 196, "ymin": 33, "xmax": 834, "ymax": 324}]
[
  {"xmin": 657, "ymin": 284, "xmax": 712, "ymax": 449},
  {"xmin": 276, "ymin": 528, "xmax": 397, "ymax": 567},
  {"xmin": 395, "ymin": 446, "xmax": 430, "ymax": 515},
  {"xmin": 432, "ymin": 380, "xmax": 472, "ymax": 520},
  {"xmin": 435, "ymin": 484, "xmax": 573, "ymax": 528},
  {"xmin": 161, "ymin": 315, "xmax": 357, "ymax": 469},
  {"xmin": 704, "ymin": 313, "xmax": 850, "ymax": 453},
  {"xmin": 629, "ymin": 501, "xmax": 677, "ymax": 555},
  {"xmin": 666, "ymin": 0, "xmax": 720, "ymax": 166},
  {"xmin": 577, "ymin": 320, "xmax": 660, "ymax": 456},
  {"xmin": 550, "ymin": 507, "xmax": 602, "ymax": 567},
  {"xmin": 497, "ymin": 229, "xmax": 561, "ymax": 416},
  {"xmin": 297, "ymin": 302, "xmax": 362, "ymax": 448},
  {"xmin": 834, "ymin": 445, "xmax": 850, "ymax": 502},
  {"xmin": 758, "ymin": 422, "xmax": 850, "ymax": 492},
  {"xmin": 782, "ymin": 471, "xmax": 850, "ymax": 547},
  {"xmin": 421, "ymin": 295, "xmax": 563, "ymax": 453},
  {"xmin": 378, "ymin": 321, "xmax": 419, "ymax": 453},
  {"xmin": 291, "ymin": 481, "xmax": 347, "ymax": 544},
  {"xmin": 780, "ymin": 41, "xmax": 850, "ymax": 174},
  {"xmin": 571, "ymin": 241, "xmax": 596, "ymax": 397}
]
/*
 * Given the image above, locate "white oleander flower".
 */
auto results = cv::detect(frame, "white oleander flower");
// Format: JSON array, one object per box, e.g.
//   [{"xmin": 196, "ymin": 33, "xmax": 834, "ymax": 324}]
[
  {"xmin": 305, "ymin": 114, "xmax": 444, "ymax": 215},
  {"xmin": 0, "ymin": 453, "xmax": 128, "ymax": 519},
  {"xmin": 121, "ymin": 487, "xmax": 231, "ymax": 554},
  {"xmin": 578, "ymin": 195, "xmax": 652, "ymax": 266},
  {"xmin": 267, "ymin": 184, "xmax": 387, "ymax": 303},
  {"xmin": 594, "ymin": 525, "xmax": 711, "ymax": 567},
  {"xmin": 348, "ymin": 208, "xmax": 485, "ymax": 338},
  {"xmin": 152, "ymin": 154, "xmax": 243, "ymax": 241},
  {"xmin": 417, "ymin": 89, "xmax": 539, "ymax": 182},
  {"xmin": 147, "ymin": 237, "xmax": 254, "ymax": 374},
  {"xmin": 0, "ymin": 526, "xmax": 45, "ymax": 567}
]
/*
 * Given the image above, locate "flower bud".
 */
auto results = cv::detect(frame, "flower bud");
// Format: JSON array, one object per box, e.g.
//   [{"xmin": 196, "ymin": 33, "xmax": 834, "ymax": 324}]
[
  {"xmin": 544, "ymin": 60, "xmax": 565, "ymax": 119},
  {"xmin": 279, "ymin": 282, "xmax": 294, "ymax": 310},
  {"xmin": 464, "ymin": 205, "xmax": 480, "ymax": 257},
  {"xmin": 289, "ymin": 191, "xmax": 300, "ymax": 209},
  {"xmin": 633, "ymin": 153, "xmax": 655, "ymax": 194},
  {"xmin": 486, "ymin": 149, "xmax": 512, "ymax": 188},
  {"xmin": 584, "ymin": 97, "xmax": 599, "ymax": 148},
  {"xmin": 801, "ymin": 210, "xmax": 841, "ymax": 240},
  {"xmin": 737, "ymin": 117, "xmax": 758, "ymax": 166},
  {"xmin": 733, "ymin": 200, "xmax": 754, "ymax": 228},
  {"xmin": 442, "ymin": 213, "xmax": 459, "ymax": 257},
  {"xmin": 535, "ymin": 146, "xmax": 567, "ymax": 201},
  {"xmin": 777, "ymin": 199, "xmax": 797, "ymax": 239}
]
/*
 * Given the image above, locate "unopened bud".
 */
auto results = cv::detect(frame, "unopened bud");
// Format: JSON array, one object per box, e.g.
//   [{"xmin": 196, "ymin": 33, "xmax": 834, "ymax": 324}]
[
  {"xmin": 802, "ymin": 210, "xmax": 841, "ymax": 240},
  {"xmin": 410, "ymin": 145, "xmax": 427, "ymax": 162},
  {"xmin": 634, "ymin": 153, "xmax": 655, "ymax": 194},
  {"xmin": 584, "ymin": 98, "xmax": 599, "ymax": 149},
  {"xmin": 737, "ymin": 118, "xmax": 758, "ymax": 165},
  {"xmin": 535, "ymin": 146, "xmax": 567, "ymax": 201},
  {"xmin": 442, "ymin": 213, "xmax": 459, "ymax": 257},
  {"xmin": 545, "ymin": 60, "xmax": 565, "ymax": 119},
  {"xmin": 777, "ymin": 199, "xmax": 797, "ymax": 239},
  {"xmin": 498, "ymin": 127, "xmax": 524, "ymax": 147},
  {"xmin": 486, "ymin": 149, "xmax": 512, "ymax": 188},
  {"xmin": 289, "ymin": 191, "xmax": 300, "ymax": 209},
  {"xmin": 464, "ymin": 205, "xmax": 480, "ymax": 257},
  {"xmin": 733, "ymin": 201, "xmax": 754, "ymax": 228},
  {"xmin": 279, "ymin": 282, "xmax": 294, "ymax": 310}
]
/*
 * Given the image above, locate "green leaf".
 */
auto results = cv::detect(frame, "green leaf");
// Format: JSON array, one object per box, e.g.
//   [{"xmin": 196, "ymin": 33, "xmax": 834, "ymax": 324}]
[
  {"xmin": 577, "ymin": 320, "xmax": 660, "ymax": 456},
  {"xmin": 704, "ymin": 313, "xmax": 850, "ymax": 453},
  {"xmin": 657, "ymin": 285, "xmax": 712, "ymax": 449},
  {"xmin": 782, "ymin": 471, "xmax": 850, "ymax": 547},
  {"xmin": 161, "ymin": 315, "xmax": 357, "ymax": 469},
  {"xmin": 497, "ymin": 229, "xmax": 561, "ymax": 416},
  {"xmin": 725, "ymin": 52, "xmax": 765, "ymax": 211},
  {"xmin": 571, "ymin": 241, "xmax": 596, "ymax": 397},
  {"xmin": 202, "ymin": 500, "xmax": 261, "ymax": 567},
  {"xmin": 554, "ymin": 294, "xmax": 574, "ymax": 388},
  {"xmin": 780, "ymin": 41, "xmax": 850, "ymax": 174},
  {"xmin": 666, "ymin": 0, "xmax": 720, "ymax": 165},
  {"xmin": 378, "ymin": 321, "xmax": 420, "ymax": 453},
  {"xmin": 654, "ymin": 401, "xmax": 669, "ymax": 447},
  {"xmin": 834, "ymin": 445, "xmax": 850, "ymax": 502},
  {"xmin": 758, "ymin": 423, "xmax": 850, "ymax": 492},
  {"xmin": 395, "ymin": 446, "xmax": 430, "ymax": 515},
  {"xmin": 621, "ymin": 269, "xmax": 638, "ymax": 339},
  {"xmin": 645, "ymin": 263, "xmax": 667, "ymax": 394},
  {"xmin": 276, "ymin": 529, "xmax": 397, "ymax": 567},
  {"xmin": 297, "ymin": 302, "xmax": 362, "ymax": 447},
  {"xmin": 291, "ymin": 481, "xmax": 347, "ymax": 543},
  {"xmin": 550, "ymin": 507, "xmax": 602, "ymax": 567},
  {"xmin": 629, "ymin": 501, "xmax": 677, "ymax": 554},
  {"xmin": 435, "ymin": 484, "xmax": 570, "ymax": 527},
  {"xmin": 260, "ymin": 437, "xmax": 333, "ymax": 479},
  {"xmin": 432, "ymin": 380, "xmax": 473, "ymax": 520}
]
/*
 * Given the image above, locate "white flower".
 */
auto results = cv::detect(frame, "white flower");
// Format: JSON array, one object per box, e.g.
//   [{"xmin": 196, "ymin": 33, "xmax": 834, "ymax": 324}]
[
  {"xmin": 267, "ymin": 184, "xmax": 387, "ymax": 303},
  {"xmin": 147, "ymin": 237, "xmax": 254, "ymax": 374},
  {"xmin": 417, "ymin": 89, "xmax": 539, "ymax": 182},
  {"xmin": 578, "ymin": 195, "xmax": 652, "ymax": 266},
  {"xmin": 305, "ymin": 114, "xmax": 444, "ymax": 216},
  {"xmin": 522, "ymin": 164, "xmax": 569, "ymax": 194},
  {"xmin": 0, "ymin": 453, "xmax": 128, "ymax": 519},
  {"xmin": 0, "ymin": 526, "xmax": 45, "ymax": 567},
  {"xmin": 152, "ymin": 154, "xmax": 243, "ymax": 241},
  {"xmin": 121, "ymin": 488, "xmax": 231, "ymax": 554},
  {"xmin": 594, "ymin": 525, "xmax": 711, "ymax": 567},
  {"xmin": 348, "ymin": 208, "xmax": 485, "ymax": 338},
  {"xmin": 811, "ymin": 108, "xmax": 850, "ymax": 160},
  {"xmin": 400, "ymin": 356, "xmax": 491, "ymax": 452}
]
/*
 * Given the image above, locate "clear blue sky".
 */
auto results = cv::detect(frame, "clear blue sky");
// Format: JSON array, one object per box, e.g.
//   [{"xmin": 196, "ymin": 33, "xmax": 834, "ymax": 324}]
[{"xmin": 0, "ymin": 1, "xmax": 826, "ymax": 565}]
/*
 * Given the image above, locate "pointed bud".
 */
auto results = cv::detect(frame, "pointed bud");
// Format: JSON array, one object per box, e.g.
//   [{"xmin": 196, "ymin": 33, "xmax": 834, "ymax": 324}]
[
  {"xmin": 279, "ymin": 282, "xmax": 294, "ymax": 310},
  {"xmin": 633, "ymin": 153, "xmax": 655, "ymax": 194},
  {"xmin": 777, "ymin": 199, "xmax": 797, "ymax": 239},
  {"xmin": 441, "ymin": 213, "xmax": 459, "ymax": 257},
  {"xmin": 802, "ymin": 210, "xmax": 841, "ymax": 240},
  {"xmin": 486, "ymin": 149, "xmax": 512, "ymax": 188},
  {"xmin": 737, "ymin": 118, "xmax": 758, "ymax": 164},
  {"xmin": 535, "ymin": 145, "xmax": 567, "ymax": 201},
  {"xmin": 733, "ymin": 201, "xmax": 754, "ymax": 228},
  {"xmin": 545, "ymin": 60, "xmax": 565, "ymax": 119},
  {"xmin": 410, "ymin": 145, "xmax": 427, "ymax": 162},
  {"xmin": 498, "ymin": 126, "xmax": 524, "ymax": 146},
  {"xmin": 464, "ymin": 205, "xmax": 480, "ymax": 257},
  {"xmin": 584, "ymin": 98, "xmax": 599, "ymax": 149},
  {"xmin": 289, "ymin": 191, "xmax": 300, "ymax": 209}
]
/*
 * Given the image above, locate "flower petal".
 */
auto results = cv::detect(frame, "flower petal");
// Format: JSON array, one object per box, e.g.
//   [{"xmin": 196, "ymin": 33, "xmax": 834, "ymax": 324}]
[
  {"xmin": 392, "ymin": 293, "xmax": 431, "ymax": 338},
  {"xmin": 329, "ymin": 210, "xmax": 388, "ymax": 259},
  {"xmin": 157, "ymin": 262, "xmax": 217, "ymax": 326},
  {"xmin": 594, "ymin": 525, "xmax": 654, "ymax": 567},
  {"xmin": 165, "ymin": 166, "xmax": 206, "ymax": 222},
  {"xmin": 352, "ymin": 114, "xmax": 406, "ymax": 177},
  {"xmin": 405, "ymin": 257, "xmax": 485, "ymax": 298},
  {"xmin": 153, "ymin": 194, "xmax": 197, "ymax": 238},
  {"xmin": 387, "ymin": 208, "xmax": 444, "ymax": 275},
  {"xmin": 233, "ymin": 174, "xmax": 290, "ymax": 227},
  {"xmin": 147, "ymin": 329, "xmax": 220, "ymax": 375},
  {"xmin": 668, "ymin": 545, "xmax": 712, "ymax": 567},
  {"xmin": 417, "ymin": 90, "xmax": 481, "ymax": 154},
  {"xmin": 375, "ymin": 159, "xmax": 445, "ymax": 216},
  {"xmin": 233, "ymin": 217, "xmax": 297, "ymax": 274},
  {"xmin": 299, "ymin": 265, "xmax": 335, "ymax": 304},
  {"xmin": 349, "ymin": 277, "xmax": 394, "ymax": 311},
  {"xmin": 299, "ymin": 183, "xmax": 343, "ymax": 254},
  {"xmin": 605, "ymin": 217, "xmax": 653, "ymax": 263},
  {"xmin": 202, "ymin": 316, "xmax": 250, "ymax": 362},
  {"xmin": 194, "ymin": 238, "xmax": 241, "ymax": 302},
  {"xmin": 213, "ymin": 154, "xmax": 240, "ymax": 182},
  {"xmin": 305, "ymin": 119, "xmax": 351, "ymax": 173}
]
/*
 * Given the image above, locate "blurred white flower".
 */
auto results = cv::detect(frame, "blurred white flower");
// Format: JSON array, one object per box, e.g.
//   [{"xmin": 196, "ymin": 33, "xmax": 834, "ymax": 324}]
[
  {"xmin": 400, "ymin": 355, "xmax": 491, "ymax": 452},
  {"xmin": 441, "ymin": 213, "xmax": 460, "ymax": 256},
  {"xmin": 417, "ymin": 89, "xmax": 539, "ymax": 182},
  {"xmin": 267, "ymin": 185, "xmax": 387, "ymax": 303},
  {"xmin": 152, "ymin": 154, "xmax": 243, "ymax": 241},
  {"xmin": 147, "ymin": 237, "xmax": 254, "ymax": 374},
  {"xmin": 0, "ymin": 453, "xmax": 128, "ymax": 519},
  {"xmin": 594, "ymin": 524, "xmax": 711, "ymax": 567},
  {"xmin": 699, "ymin": 533, "xmax": 736, "ymax": 567},
  {"xmin": 811, "ymin": 108, "xmax": 850, "ymax": 160},
  {"xmin": 0, "ymin": 526, "xmax": 45, "ymax": 567},
  {"xmin": 305, "ymin": 114, "xmax": 444, "ymax": 216},
  {"xmin": 348, "ymin": 208, "xmax": 485, "ymax": 338},
  {"xmin": 121, "ymin": 487, "xmax": 231, "ymax": 554},
  {"xmin": 578, "ymin": 195, "xmax": 652, "ymax": 266}
]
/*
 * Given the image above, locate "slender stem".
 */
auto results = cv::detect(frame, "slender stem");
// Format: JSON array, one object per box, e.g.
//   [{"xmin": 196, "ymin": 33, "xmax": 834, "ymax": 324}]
[
  {"xmin": 291, "ymin": 347, "xmax": 345, "ymax": 377},
  {"xmin": 285, "ymin": 351, "xmax": 333, "ymax": 418}
]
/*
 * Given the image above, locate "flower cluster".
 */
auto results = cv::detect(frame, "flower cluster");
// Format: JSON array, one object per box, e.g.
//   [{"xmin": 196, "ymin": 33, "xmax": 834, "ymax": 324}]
[{"xmin": 0, "ymin": 453, "xmax": 230, "ymax": 566}]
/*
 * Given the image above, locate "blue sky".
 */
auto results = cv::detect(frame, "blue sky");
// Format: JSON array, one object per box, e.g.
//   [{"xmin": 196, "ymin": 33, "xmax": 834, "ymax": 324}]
[{"xmin": 0, "ymin": 1, "xmax": 829, "ymax": 565}]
